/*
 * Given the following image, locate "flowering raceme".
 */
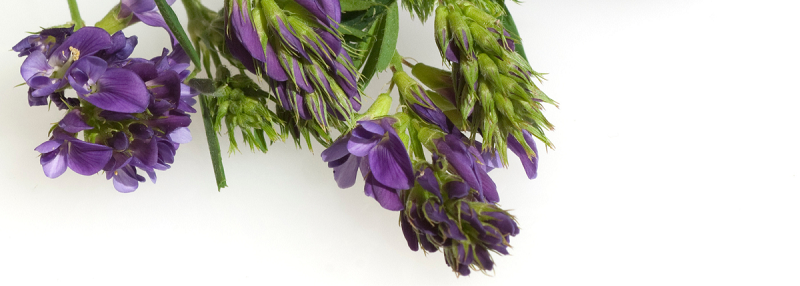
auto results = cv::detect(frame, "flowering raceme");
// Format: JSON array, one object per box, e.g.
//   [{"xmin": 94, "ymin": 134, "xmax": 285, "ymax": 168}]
[{"xmin": 14, "ymin": 25, "xmax": 197, "ymax": 193}]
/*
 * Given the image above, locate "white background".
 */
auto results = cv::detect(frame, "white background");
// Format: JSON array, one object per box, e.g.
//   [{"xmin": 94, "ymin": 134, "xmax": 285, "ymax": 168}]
[{"xmin": 1, "ymin": 0, "xmax": 799, "ymax": 285}]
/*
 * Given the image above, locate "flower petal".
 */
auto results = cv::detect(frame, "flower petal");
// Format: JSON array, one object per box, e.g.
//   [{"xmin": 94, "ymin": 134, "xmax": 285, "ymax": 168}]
[
  {"xmin": 417, "ymin": 168, "xmax": 441, "ymax": 199},
  {"xmin": 68, "ymin": 56, "xmax": 108, "ymax": 95},
  {"xmin": 40, "ymin": 147, "xmax": 68, "ymax": 178},
  {"xmin": 58, "ymin": 109, "xmax": 93, "ymax": 133},
  {"xmin": 66, "ymin": 139, "xmax": 113, "ymax": 176},
  {"xmin": 508, "ymin": 131, "xmax": 539, "ymax": 179},
  {"xmin": 365, "ymin": 175, "xmax": 404, "ymax": 211},
  {"xmin": 112, "ymin": 165, "xmax": 141, "ymax": 193},
  {"xmin": 85, "ymin": 68, "xmax": 150, "ymax": 113},
  {"xmin": 444, "ymin": 180, "xmax": 470, "ymax": 199},
  {"xmin": 167, "ymin": 127, "xmax": 192, "ymax": 144},
  {"xmin": 20, "ymin": 51, "xmax": 50, "ymax": 83},
  {"xmin": 333, "ymin": 155, "xmax": 359, "ymax": 188},
  {"xmin": 368, "ymin": 137, "xmax": 414, "ymax": 190},
  {"xmin": 35, "ymin": 140, "xmax": 63, "ymax": 153},
  {"xmin": 321, "ymin": 135, "xmax": 351, "ymax": 162},
  {"xmin": 400, "ymin": 213, "xmax": 419, "ymax": 251},
  {"xmin": 50, "ymin": 27, "xmax": 113, "ymax": 63},
  {"xmin": 130, "ymin": 138, "xmax": 158, "ymax": 167}
]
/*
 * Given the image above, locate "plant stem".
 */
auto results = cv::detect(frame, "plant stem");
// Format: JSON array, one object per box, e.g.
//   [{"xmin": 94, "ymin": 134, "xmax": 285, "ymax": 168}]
[
  {"xmin": 67, "ymin": 0, "xmax": 85, "ymax": 30},
  {"xmin": 156, "ymin": 0, "xmax": 227, "ymax": 190},
  {"xmin": 200, "ymin": 95, "xmax": 228, "ymax": 191}
]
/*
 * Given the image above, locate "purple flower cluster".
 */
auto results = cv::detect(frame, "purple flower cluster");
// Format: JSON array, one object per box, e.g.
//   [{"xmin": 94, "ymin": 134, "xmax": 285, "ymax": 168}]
[
  {"xmin": 400, "ymin": 166, "xmax": 520, "ymax": 276},
  {"xmin": 15, "ymin": 26, "xmax": 197, "ymax": 192},
  {"xmin": 224, "ymin": 0, "xmax": 360, "ymax": 126}
]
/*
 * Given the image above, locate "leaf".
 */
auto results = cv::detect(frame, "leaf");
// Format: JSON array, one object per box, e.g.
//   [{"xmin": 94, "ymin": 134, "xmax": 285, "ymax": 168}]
[
  {"xmin": 496, "ymin": 0, "xmax": 528, "ymax": 60},
  {"xmin": 341, "ymin": 0, "xmax": 380, "ymax": 12},
  {"xmin": 358, "ymin": 1, "xmax": 399, "ymax": 89},
  {"xmin": 188, "ymin": 78, "xmax": 216, "ymax": 94},
  {"xmin": 339, "ymin": 23, "xmax": 369, "ymax": 38}
]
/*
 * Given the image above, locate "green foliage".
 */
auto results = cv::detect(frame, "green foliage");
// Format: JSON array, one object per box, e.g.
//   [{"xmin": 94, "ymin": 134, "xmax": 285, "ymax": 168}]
[
  {"xmin": 400, "ymin": 0, "xmax": 436, "ymax": 21},
  {"xmin": 338, "ymin": 0, "xmax": 399, "ymax": 88}
]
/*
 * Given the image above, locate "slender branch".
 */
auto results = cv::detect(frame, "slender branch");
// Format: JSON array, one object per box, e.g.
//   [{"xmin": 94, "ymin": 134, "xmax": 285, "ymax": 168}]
[
  {"xmin": 67, "ymin": 0, "xmax": 85, "ymax": 30},
  {"xmin": 156, "ymin": 0, "xmax": 227, "ymax": 190},
  {"xmin": 200, "ymin": 94, "xmax": 228, "ymax": 191}
]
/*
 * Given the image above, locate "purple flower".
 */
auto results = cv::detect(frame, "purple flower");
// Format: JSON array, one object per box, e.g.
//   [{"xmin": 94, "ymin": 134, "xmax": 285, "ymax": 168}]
[
  {"xmin": 118, "ymin": 0, "xmax": 177, "ymax": 42},
  {"xmin": 321, "ymin": 118, "xmax": 414, "ymax": 211},
  {"xmin": 13, "ymin": 26, "xmax": 73, "ymax": 58},
  {"xmin": 507, "ymin": 130, "xmax": 539, "ymax": 179},
  {"xmin": 16, "ymin": 27, "xmax": 197, "ymax": 193},
  {"xmin": 67, "ymin": 56, "xmax": 150, "ymax": 113},
  {"xmin": 34, "ymin": 129, "xmax": 113, "ymax": 178},
  {"xmin": 20, "ymin": 27, "xmax": 112, "ymax": 99},
  {"xmin": 434, "ymin": 134, "xmax": 498, "ymax": 203},
  {"xmin": 294, "ymin": 0, "xmax": 341, "ymax": 29}
]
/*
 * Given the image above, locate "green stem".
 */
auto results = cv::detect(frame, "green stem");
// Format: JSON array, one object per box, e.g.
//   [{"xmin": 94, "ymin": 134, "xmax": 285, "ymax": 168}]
[
  {"xmin": 67, "ymin": 0, "xmax": 85, "ymax": 30},
  {"xmin": 155, "ymin": 0, "xmax": 226, "ymax": 190},
  {"xmin": 200, "ymin": 95, "xmax": 228, "ymax": 191}
]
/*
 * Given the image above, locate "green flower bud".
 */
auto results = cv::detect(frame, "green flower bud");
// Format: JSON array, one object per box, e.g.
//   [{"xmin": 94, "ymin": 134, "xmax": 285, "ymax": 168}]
[
  {"xmin": 477, "ymin": 53, "xmax": 500, "ymax": 84},
  {"xmin": 434, "ymin": 5, "xmax": 450, "ymax": 59},
  {"xmin": 393, "ymin": 71, "xmax": 434, "ymax": 109},
  {"xmin": 493, "ymin": 89, "xmax": 518, "ymax": 122},
  {"xmin": 447, "ymin": 6, "xmax": 473, "ymax": 60},
  {"xmin": 411, "ymin": 63, "xmax": 453, "ymax": 91},
  {"xmin": 478, "ymin": 81, "xmax": 497, "ymax": 148},
  {"xmin": 416, "ymin": 124, "xmax": 446, "ymax": 151},
  {"xmin": 469, "ymin": 22, "xmax": 504, "ymax": 57},
  {"xmin": 359, "ymin": 93, "xmax": 393, "ymax": 120},
  {"xmin": 460, "ymin": 3, "xmax": 501, "ymax": 31},
  {"xmin": 459, "ymin": 88, "xmax": 477, "ymax": 124},
  {"xmin": 259, "ymin": 0, "xmax": 286, "ymax": 29},
  {"xmin": 458, "ymin": 57, "xmax": 479, "ymax": 93}
]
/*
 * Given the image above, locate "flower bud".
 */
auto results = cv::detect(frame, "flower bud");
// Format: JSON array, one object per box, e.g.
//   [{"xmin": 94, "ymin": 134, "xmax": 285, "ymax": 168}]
[
  {"xmin": 469, "ymin": 21, "xmax": 504, "ymax": 57},
  {"xmin": 434, "ymin": 5, "xmax": 450, "ymax": 60},
  {"xmin": 460, "ymin": 3, "xmax": 501, "ymax": 31},
  {"xmin": 458, "ymin": 57, "xmax": 479, "ymax": 93},
  {"xmin": 447, "ymin": 7, "xmax": 473, "ymax": 60},
  {"xmin": 476, "ymin": 53, "xmax": 500, "ymax": 84},
  {"xmin": 359, "ymin": 92, "xmax": 393, "ymax": 120}
]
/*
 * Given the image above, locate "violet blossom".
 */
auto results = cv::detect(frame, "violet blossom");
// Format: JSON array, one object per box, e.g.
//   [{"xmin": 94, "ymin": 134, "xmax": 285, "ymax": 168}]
[{"xmin": 321, "ymin": 118, "xmax": 414, "ymax": 211}]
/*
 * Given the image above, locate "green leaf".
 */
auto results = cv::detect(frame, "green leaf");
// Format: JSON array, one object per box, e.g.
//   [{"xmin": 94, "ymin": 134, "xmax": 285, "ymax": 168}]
[
  {"xmin": 339, "ymin": 23, "xmax": 369, "ymax": 38},
  {"xmin": 358, "ymin": 1, "xmax": 399, "ymax": 89},
  {"xmin": 200, "ymin": 94, "xmax": 228, "ymax": 191},
  {"xmin": 341, "ymin": 0, "xmax": 379, "ymax": 12},
  {"xmin": 496, "ymin": 0, "xmax": 527, "ymax": 60},
  {"xmin": 188, "ymin": 78, "xmax": 216, "ymax": 94}
]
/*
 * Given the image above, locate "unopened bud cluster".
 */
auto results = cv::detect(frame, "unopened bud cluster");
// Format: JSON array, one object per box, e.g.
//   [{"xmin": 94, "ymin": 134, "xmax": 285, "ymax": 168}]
[
  {"xmin": 224, "ymin": 0, "xmax": 361, "ymax": 132},
  {"xmin": 434, "ymin": 0, "xmax": 556, "ymax": 162}
]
